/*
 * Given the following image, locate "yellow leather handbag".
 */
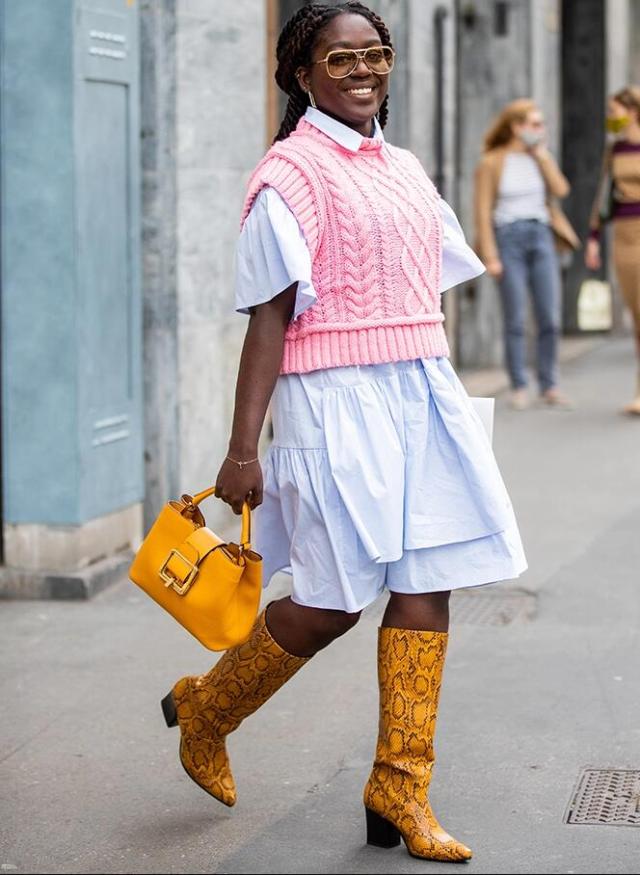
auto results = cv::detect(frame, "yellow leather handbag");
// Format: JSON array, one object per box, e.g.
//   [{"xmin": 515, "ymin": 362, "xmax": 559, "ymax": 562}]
[{"xmin": 129, "ymin": 486, "xmax": 262, "ymax": 651}]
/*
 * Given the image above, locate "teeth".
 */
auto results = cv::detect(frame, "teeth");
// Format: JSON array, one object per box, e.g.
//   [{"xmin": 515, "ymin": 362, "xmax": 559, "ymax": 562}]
[{"xmin": 347, "ymin": 87, "xmax": 373, "ymax": 95}]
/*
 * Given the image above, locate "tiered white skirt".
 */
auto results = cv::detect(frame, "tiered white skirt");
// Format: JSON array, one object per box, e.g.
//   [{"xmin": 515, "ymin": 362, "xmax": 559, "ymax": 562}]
[{"xmin": 253, "ymin": 357, "xmax": 527, "ymax": 612}]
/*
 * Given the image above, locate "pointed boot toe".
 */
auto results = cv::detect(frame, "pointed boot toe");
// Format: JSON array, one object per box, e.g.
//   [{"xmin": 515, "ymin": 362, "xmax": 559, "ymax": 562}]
[
  {"xmin": 179, "ymin": 739, "xmax": 237, "ymax": 806},
  {"xmin": 162, "ymin": 609, "xmax": 310, "ymax": 805}
]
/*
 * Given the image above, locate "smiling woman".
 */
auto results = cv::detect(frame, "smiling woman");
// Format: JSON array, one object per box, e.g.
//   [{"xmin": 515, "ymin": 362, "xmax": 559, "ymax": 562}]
[
  {"xmin": 296, "ymin": 21, "xmax": 394, "ymax": 137},
  {"xmin": 274, "ymin": 2, "xmax": 394, "ymax": 140},
  {"xmin": 155, "ymin": 0, "xmax": 527, "ymax": 863}
]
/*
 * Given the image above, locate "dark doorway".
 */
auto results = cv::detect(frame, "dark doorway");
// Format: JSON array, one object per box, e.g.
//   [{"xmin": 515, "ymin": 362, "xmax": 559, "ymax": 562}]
[{"xmin": 561, "ymin": 0, "xmax": 607, "ymax": 332}]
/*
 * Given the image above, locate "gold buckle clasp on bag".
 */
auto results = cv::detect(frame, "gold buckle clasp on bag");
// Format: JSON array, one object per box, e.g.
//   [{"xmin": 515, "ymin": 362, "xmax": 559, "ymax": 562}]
[{"xmin": 159, "ymin": 550, "xmax": 199, "ymax": 595}]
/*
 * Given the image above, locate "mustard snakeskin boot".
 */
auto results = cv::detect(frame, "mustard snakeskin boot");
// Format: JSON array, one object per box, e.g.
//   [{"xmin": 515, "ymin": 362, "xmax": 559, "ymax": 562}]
[
  {"xmin": 363, "ymin": 626, "xmax": 473, "ymax": 862},
  {"xmin": 161, "ymin": 607, "xmax": 310, "ymax": 806}
]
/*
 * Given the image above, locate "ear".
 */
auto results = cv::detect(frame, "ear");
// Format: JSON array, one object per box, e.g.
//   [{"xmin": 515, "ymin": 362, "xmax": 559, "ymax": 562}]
[{"xmin": 296, "ymin": 66, "xmax": 312, "ymax": 94}]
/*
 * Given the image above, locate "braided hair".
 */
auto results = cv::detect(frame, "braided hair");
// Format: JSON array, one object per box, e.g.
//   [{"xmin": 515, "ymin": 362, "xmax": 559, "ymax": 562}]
[{"xmin": 274, "ymin": 1, "xmax": 393, "ymax": 143}]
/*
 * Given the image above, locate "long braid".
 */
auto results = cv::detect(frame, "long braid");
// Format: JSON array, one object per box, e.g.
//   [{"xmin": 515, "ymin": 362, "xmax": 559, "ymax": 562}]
[
  {"xmin": 273, "ymin": 1, "xmax": 394, "ymax": 143},
  {"xmin": 378, "ymin": 93, "xmax": 389, "ymax": 129},
  {"xmin": 274, "ymin": 5, "xmax": 343, "ymax": 142}
]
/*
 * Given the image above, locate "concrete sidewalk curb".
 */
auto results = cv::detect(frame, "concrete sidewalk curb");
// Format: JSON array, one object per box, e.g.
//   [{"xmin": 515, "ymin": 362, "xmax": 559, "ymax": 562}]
[{"xmin": 0, "ymin": 549, "xmax": 134, "ymax": 600}]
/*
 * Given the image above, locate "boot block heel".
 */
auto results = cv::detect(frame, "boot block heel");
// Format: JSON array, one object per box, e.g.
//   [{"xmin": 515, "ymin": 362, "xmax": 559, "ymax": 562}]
[
  {"xmin": 365, "ymin": 807, "xmax": 401, "ymax": 848},
  {"xmin": 161, "ymin": 691, "xmax": 178, "ymax": 727}
]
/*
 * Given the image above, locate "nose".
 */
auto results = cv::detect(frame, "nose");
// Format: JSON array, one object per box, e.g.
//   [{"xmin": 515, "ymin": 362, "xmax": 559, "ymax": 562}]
[{"xmin": 353, "ymin": 55, "xmax": 371, "ymax": 76}]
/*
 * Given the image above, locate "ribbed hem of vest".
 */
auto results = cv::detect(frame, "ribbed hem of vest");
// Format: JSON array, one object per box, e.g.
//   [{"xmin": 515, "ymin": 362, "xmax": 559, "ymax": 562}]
[{"xmin": 280, "ymin": 322, "xmax": 450, "ymax": 374}]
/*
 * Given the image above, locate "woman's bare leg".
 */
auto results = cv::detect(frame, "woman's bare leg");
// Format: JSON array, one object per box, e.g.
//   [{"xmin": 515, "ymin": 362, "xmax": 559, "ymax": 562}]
[{"xmin": 266, "ymin": 596, "xmax": 362, "ymax": 657}]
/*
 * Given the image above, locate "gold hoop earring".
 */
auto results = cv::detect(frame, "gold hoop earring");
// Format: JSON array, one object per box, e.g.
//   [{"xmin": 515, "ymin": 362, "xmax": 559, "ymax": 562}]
[{"xmin": 307, "ymin": 90, "xmax": 317, "ymax": 109}]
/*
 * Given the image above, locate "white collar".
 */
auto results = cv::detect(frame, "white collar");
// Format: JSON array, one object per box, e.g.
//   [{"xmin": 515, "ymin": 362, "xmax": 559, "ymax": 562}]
[{"xmin": 304, "ymin": 106, "xmax": 384, "ymax": 152}]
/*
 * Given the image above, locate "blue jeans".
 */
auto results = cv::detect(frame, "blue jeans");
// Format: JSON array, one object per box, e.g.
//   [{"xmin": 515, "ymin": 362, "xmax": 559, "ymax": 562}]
[{"xmin": 495, "ymin": 219, "xmax": 560, "ymax": 392}]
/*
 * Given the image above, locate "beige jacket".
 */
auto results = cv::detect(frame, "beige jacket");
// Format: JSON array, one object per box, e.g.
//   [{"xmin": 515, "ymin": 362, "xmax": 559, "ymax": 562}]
[{"xmin": 474, "ymin": 146, "xmax": 580, "ymax": 264}]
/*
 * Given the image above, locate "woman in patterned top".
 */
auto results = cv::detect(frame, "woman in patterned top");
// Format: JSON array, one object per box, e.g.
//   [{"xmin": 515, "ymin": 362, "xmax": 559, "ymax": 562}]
[{"xmin": 586, "ymin": 86, "xmax": 640, "ymax": 416}]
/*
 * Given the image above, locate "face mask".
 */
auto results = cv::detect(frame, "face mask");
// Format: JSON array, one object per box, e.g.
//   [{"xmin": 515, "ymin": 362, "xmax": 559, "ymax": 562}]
[
  {"xmin": 520, "ymin": 129, "xmax": 544, "ymax": 148},
  {"xmin": 606, "ymin": 115, "xmax": 631, "ymax": 134}
]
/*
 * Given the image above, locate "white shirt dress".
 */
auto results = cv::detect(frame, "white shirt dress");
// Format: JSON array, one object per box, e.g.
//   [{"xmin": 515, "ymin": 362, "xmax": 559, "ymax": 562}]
[{"xmin": 235, "ymin": 108, "xmax": 527, "ymax": 613}]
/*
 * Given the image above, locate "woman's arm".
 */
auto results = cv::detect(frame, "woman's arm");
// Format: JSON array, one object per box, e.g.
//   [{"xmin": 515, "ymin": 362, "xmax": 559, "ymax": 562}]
[
  {"xmin": 532, "ymin": 147, "xmax": 570, "ymax": 198},
  {"xmin": 584, "ymin": 147, "xmax": 613, "ymax": 270},
  {"xmin": 215, "ymin": 283, "xmax": 297, "ymax": 515},
  {"xmin": 587, "ymin": 146, "xmax": 612, "ymax": 241},
  {"xmin": 474, "ymin": 156, "xmax": 502, "ymax": 277}
]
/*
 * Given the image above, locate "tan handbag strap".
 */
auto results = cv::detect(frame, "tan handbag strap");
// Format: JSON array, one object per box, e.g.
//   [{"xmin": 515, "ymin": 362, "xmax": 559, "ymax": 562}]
[{"xmin": 189, "ymin": 486, "xmax": 251, "ymax": 549}]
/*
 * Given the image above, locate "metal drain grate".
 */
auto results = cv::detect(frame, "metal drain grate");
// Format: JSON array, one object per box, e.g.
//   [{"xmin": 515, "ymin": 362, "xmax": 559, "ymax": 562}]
[
  {"xmin": 450, "ymin": 589, "xmax": 536, "ymax": 626},
  {"xmin": 565, "ymin": 769, "xmax": 640, "ymax": 826}
]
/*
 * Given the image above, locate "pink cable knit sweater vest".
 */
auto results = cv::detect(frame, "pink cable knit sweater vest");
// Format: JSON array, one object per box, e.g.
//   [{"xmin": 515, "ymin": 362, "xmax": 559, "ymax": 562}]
[{"xmin": 240, "ymin": 117, "xmax": 448, "ymax": 374}]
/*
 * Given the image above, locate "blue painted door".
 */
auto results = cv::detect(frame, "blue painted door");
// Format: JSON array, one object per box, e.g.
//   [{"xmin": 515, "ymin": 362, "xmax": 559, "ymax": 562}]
[{"xmin": 75, "ymin": 0, "xmax": 143, "ymax": 520}]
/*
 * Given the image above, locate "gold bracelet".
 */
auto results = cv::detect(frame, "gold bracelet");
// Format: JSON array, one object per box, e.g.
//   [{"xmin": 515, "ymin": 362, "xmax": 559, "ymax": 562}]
[{"xmin": 226, "ymin": 455, "xmax": 258, "ymax": 470}]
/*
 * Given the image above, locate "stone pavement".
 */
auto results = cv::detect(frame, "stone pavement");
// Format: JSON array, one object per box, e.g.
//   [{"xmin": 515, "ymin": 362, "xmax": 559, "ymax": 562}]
[{"xmin": 1, "ymin": 337, "xmax": 639, "ymax": 874}]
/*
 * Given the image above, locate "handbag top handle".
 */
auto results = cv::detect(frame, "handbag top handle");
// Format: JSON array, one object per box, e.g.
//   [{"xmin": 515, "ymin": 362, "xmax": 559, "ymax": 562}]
[{"xmin": 186, "ymin": 486, "xmax": 252, "ymax": 551}]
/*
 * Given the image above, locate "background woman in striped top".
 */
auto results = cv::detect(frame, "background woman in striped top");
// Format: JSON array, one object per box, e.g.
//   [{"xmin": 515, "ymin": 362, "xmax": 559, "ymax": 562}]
[{"xmin": 475, "ymin": 100, "xmax": 578, "ymax": 410}]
